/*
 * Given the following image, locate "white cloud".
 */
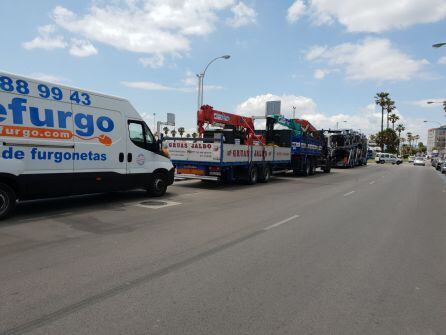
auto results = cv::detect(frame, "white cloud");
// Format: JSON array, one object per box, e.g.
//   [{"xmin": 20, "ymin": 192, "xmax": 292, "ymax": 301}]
[
  {"xmin": 287, "ymin": 0, "xmax": 306, "ymax": 23},
  {"xmin": 438, "ymin": 56, "xmax": 446, "ymax": 65},
  {"xmin": 22, "ymin": 25, "xmax": 67, "ymax": 50},
  {"xmin": 305, "ymin": 45, "xmax": 327, "ymax": 60},
  {"xmin": 47, "ymin": 0, "xmax": 247, "ymax": 66},
  {"xmin": 28, "ymin": 73, "xmax": 66, "ymax": 84},
  {"xmin": 412, "ymin": 98, "xmax": 446, "ymax": 108},
  {"xmin": 121, "ymin": 81, "xmax": 174, "ymax": 91},
  {"xmin": 227, "ymin": 2, "xmax": 257, "ymax": 27},
  {"xmin": 139, "ymin": 54, "xmax": 165, "ymax": 68},
  {"xmin": 314, "ymin": 69, "xmax": 328, "ymax": 79},
  {"xmin": 306, "ymin": 38, "xmax": 427, "ymax": 81},
  {"xmin": 69, "ymin": 38, "xmax": 98, "ymax": 57},
  {"xmin": 288, "ymin": 0, "xmax": 446, "ymax": 33}
]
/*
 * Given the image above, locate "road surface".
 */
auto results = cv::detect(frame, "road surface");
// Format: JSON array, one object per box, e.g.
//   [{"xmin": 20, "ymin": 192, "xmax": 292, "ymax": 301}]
[{"xmin": 1, "ymin": 164, "xmax": 445, "ymax": 335}]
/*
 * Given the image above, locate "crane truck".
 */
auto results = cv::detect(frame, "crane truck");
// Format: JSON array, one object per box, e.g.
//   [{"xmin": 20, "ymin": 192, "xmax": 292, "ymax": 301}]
[{"xmin": 163, "ymin": 105, "xmax": 332, "ymax": 184}]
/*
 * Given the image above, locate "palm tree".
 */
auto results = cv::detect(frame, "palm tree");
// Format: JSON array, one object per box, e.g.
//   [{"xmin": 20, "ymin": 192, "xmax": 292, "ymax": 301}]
[
  {"xmin": 192, "ymin": 132, "xmax": 198, "ymax": 138},
  {"xmin": 170, "ymin": 129, "xmax": 177, "ymax": 138},
  {"xmin": 388, "ymin": 113, "xmax": 399, "ymax": 130},
  {"xmin": 395, "ymin": 124, "xmax": 405, "ymax": 138},
  {"xmin": 375, "ymin": 92, "xmax": 389, "ymax": 136},
  {"xmin": 406, "ymin": 132, "xmax": 413, "ymax": 147},
  {"xmin": 163, "ymin": 126, "xmax": 169, "ymax": 136},
  {"xmin": 413, "ymin": 134, "xmax": 420, "ymax": 147},
  {"xmin": 186, "ymin": 133, "xmax": 191, "ymax": 138},
  {"xmin": 386, "ymin": 99, "xmax": 395, "ymax": 129},
  {"xmin": 178, "ymin": 127, "xmax": 185, "ymax": 138},
  {"xmin": 395, "ymin": 124, "xmax": 405, "ymax": 155}
]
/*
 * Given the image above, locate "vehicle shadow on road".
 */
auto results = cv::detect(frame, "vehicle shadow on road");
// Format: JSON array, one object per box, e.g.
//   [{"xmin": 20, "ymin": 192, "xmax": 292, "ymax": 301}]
[{"xmin": 0, "ymin": 190, "xmax": 156, "ymax": 226}]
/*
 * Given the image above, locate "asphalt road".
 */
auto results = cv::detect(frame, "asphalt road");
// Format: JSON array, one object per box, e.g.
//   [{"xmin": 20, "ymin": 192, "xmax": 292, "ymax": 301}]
[{"xmin": 1, "ymin": 163, "xmax": 445, "ymax": 335}]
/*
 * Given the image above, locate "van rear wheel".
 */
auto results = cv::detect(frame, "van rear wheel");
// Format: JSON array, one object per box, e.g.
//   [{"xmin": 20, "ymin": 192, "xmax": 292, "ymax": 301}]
[
  {"xmin": 0, "ymin": 183, "xmax": 16, "ymax": 220},
  {"xmin": 148, "ymin": 173, "xmax": 168, "ymax": 197}
]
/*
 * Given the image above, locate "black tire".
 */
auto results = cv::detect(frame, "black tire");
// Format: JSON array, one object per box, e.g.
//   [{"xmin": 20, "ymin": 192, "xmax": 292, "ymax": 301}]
[
  {"xmin": 0, "ymin": 183, "xmax": 16, "ymax": 220},
  {"xmin": 246, "ymin": 165, "xmax": 258, "ymax": 185},
  {"xmin": 323, "ymin": 165, "xmax": 331, "ymax": 173},
  {"xmin": 309, "ymin": 161, "xmax": 316, "ymax": 175},
  {"xmin": 302, "ymin": 162, "xmax": 311, "ymax": 176},
  {"xmin": 258, "ymin": 165, "xmax": 271, "ymax": 183},
  {"xmin": 147, "ymin": 173, "xmax": 168, "ymax": 197}
]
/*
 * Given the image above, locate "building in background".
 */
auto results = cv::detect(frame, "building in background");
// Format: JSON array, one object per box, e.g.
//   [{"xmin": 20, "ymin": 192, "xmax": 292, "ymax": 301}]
[{"xmin": 427, "ymin": 125, "xmax": 446, "ymax": 153}]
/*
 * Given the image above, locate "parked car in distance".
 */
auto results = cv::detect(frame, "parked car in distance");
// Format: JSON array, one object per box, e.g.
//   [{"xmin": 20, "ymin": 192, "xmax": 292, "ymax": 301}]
[
  {"xmin": 436, "ymin": 157, "xmax": 444, "ymax": 171},
  {"xmin": 375, "ymin": 153, "xmax": 402, "ymax": 165},
  {"xmin": 413, "ymin": 157, "xmax": 425, "ymax": 166},
  {"xmin": 408, "ymin": 155, "xmax": 415, "ymax": 163},
  {"xmin": 441, "ymin": 161, "xmax": 446, "ymax": 174}
]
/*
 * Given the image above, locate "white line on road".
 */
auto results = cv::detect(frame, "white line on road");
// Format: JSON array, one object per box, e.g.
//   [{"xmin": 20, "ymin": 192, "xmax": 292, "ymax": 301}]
[
  {"xmin": 263, "ymin": 215, "xmax": 300, "ymax": 231},
  {"xmin": 343, "ymin": 191, "xmax": 356, "ymax": 197},
  {"xmin": 369, "ymin": 181, "xmax": 375, "ymax": 185}
]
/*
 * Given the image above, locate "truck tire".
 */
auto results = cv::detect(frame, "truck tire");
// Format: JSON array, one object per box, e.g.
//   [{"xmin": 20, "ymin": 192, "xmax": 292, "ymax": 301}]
[
  {"xmin": 0, "ymin": 183, "xmax": 16, "ymax": 220},
  {"xmin": 246, "ymin": 165, "xmax": 258, "ymax": 185},
  {"xmin": 258, "ymin": 165, "xmax": 271, "ymax": 183},
  {"xmin": 309, "ymin": 161, "xmax": 316, "ymax": 175},
  {"xmin": 147, "ymin": 173, "xmax": 168, "ymax": 197},
  {"xmin": 302, "ymin": 162, "xmax": 311, "ymax": 176},
  {"xmin": 323, "ymin": 165, "xmax": 331, "ymax": 173}
]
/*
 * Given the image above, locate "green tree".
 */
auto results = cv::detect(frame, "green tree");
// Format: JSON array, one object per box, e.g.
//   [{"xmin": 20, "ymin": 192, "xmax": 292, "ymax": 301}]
[
  {"xmin": 375, "ymin": 92, "xmax": 390, "ymax": 149},
  {"xmin": 163, "ymin": 126, "xmax": 169, "ymax": 136},
  {"xmin": 386, "ymin": 99, "xmax": 396, "ymax": 129},
  {"xmin": 178, "ymin": 127, "xmax": 185, "ymax": 138},
  {"xmin": 192, "ymin": 132, "xmax": 198, "ymax": 138},
  {"xmin": 388, "ymin": 113, "xmax": 399, "ymax": 130},
  {"xmin": 375, "ymin": 128, "xmax": 399, "ymax": 153},
  {"xmin": 406, "ymin": 132, "xmax": 413, "ymax": 147},
  {"xmin": 170, "ymin": 129, "xmax": 177, "ymax": 137},
  {"xmin": 186, "ymin": 133, "xmax": 191, "ymax": 138}
]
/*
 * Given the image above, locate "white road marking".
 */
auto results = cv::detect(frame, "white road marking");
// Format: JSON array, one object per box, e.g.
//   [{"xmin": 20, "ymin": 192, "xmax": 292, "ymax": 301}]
[
  {"xmin": 369, "ymin": 181, "xmax": 375, "ymax": 185},
  {"xmin": 263, "ymin": 215, "xmax": 300, "ymax": 231},
  {"xmin": 343, "ymin": 191, "xmax": 356, "ymax": 197}
]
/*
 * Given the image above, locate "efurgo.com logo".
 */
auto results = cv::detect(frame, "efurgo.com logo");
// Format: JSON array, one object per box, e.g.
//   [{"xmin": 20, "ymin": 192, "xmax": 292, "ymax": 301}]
[{"xmin": 0, "ymin": 98, "xmax": 114, "ymax": 146}]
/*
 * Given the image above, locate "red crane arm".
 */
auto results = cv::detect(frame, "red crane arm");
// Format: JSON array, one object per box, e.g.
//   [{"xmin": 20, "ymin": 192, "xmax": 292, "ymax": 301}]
[
  {"xmin": 197, "ymin": 105, "xmax": 255, "ymax": 134},
  {"xmin": 197, "ymin": 105, "xmax": 264, "ymax": 145}
]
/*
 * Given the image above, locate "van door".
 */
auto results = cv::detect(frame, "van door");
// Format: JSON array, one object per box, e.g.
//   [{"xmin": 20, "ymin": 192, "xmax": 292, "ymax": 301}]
[
  {"xmin": 71, "ymin": 97, "xmax": 127, "ymax": 194},
  {"xmin": 126, "ymin": 120, "xmax": 160, "ymax": 188}
]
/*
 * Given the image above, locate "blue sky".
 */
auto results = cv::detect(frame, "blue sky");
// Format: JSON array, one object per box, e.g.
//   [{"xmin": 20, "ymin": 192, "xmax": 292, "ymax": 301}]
[{"xmin": 2, "ymin": 0, "xmax": 446, "ymax": 141}]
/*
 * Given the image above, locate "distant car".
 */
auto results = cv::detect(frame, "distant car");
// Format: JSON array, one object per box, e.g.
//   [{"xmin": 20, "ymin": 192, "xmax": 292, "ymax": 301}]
[
  {"xmin": 436, "ymin": 158, "xmax": 444, "ymax": 171},
  {"xmin": 441, "ymin": 161, "xmax": 446, "ymax": 174},
  {"xmin": 375, "ymin": 153, "xmax": 402, "ymax": 165},
  {"xmin": 413, "ymin": 157, "xmax": 425, "ymax": 166},
  {"xmin": 408, "ymin": 156, "xmax": 415, "ymax": 163}
]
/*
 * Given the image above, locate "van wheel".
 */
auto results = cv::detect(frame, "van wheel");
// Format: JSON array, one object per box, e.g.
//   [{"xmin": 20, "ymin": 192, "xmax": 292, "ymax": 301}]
[
  {"xmin": 148, "ymin": 173, "xmax": 168, "ymax": 197},
  {"xmin": 246, "ymin": 165, "xmax": 258, "ymax": 185},
  {"xmin": 0, "ymin": 183, "xmax": 16, "ymax": 220},
  {"xmin": 309, "ymin": 161, "xmax": 316, "ymax": 175},
  {"xmin": 258, "ymin": 165, "xmax": 271, "ymax": 183}
]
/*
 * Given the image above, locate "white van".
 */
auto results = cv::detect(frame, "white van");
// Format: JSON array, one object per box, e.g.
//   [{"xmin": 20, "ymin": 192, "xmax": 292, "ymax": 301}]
[{"xmin": 0, "ymin": 71, "xmax": 174, "ymax": 219}]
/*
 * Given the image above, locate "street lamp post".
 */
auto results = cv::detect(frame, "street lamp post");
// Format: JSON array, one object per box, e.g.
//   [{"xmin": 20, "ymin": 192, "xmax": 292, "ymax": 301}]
[{"xmin": 196, "ymin": 55, "xmax": 231, "ymax": 111}]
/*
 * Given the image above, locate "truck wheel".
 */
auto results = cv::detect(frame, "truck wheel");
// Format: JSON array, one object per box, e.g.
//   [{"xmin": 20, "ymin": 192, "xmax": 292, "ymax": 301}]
[
  {"xmin": 246, "ymin": 165, "xmax": 258, "ymax": 185},
  {"xmin": 323, "ymin": 165, "xmax": 331, "ymax": 173},
  {"xmin": 148, "ymin": 173, "xmax": 168, "ymax": 197},
  {"xmin": 258, "ymin": 165, "xmax": 271, "ymax": 183},
  {"xmin": 309, "ymin": 161, "xmax": 316, "ymax": 175},
  {"xmin": 302, "ymin": 163, "xmax": 311, "ymax": 176},
  {"xmin": 0, "ymin": 183, "xmax": 16, "ymax": 220}
]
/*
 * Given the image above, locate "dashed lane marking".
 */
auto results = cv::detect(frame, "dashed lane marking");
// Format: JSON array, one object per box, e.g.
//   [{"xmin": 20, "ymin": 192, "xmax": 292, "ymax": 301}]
[
  {"xmin": 343, "ymin": 191, "xmax": 356, "ymax": 197},
  {"xmin": 263, "ymin": 215, "xmax": 300, "ymax": 231}
]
